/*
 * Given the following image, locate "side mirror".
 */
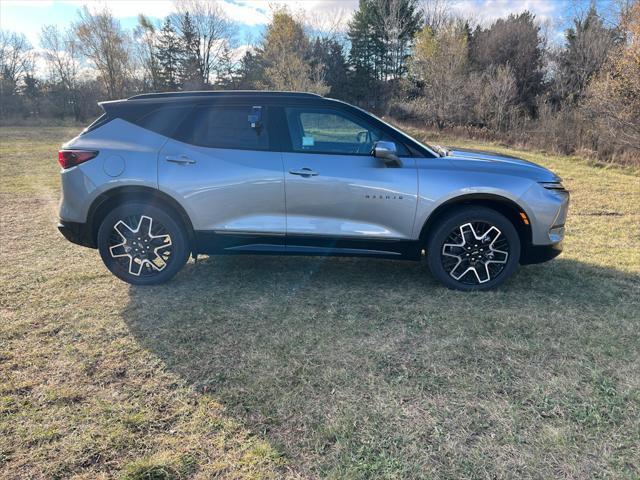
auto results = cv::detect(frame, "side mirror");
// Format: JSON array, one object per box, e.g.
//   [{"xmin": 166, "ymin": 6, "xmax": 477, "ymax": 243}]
[{"xmin": 372, "ymin": 141, "xmax": 401, "ymax": 167}]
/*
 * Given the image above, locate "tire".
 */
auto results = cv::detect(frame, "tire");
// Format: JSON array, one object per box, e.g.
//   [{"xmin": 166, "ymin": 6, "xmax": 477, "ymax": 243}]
[
  {"xmin": 97, "ymin": 202, "xmax": 190, "ymax": 285},
  {"xmin": 426, "ymin": 207, "xmax": 520, "ymax": 291}
]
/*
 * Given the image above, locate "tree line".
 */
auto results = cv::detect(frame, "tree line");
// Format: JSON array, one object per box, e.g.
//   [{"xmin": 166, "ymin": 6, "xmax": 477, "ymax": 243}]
[{"xmin": 0, "ymin": 0, "xmax": 638, "ymax": 165}]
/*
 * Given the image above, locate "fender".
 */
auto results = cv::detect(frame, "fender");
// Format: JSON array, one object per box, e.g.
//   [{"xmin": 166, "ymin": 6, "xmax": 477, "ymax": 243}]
[
  {"xmin": 87, "ymin": 185, "xmax": 196, "ymax": 248},
  {"xmin": 417, "ymin": 192, "xmax": 533, "ymax": 248}
]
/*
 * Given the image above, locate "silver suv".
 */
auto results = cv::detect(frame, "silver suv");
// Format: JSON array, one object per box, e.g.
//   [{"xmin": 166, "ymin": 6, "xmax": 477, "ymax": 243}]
[{"xmin": 58, "ymin": 91, "xmax": 569, "ymax": 290}]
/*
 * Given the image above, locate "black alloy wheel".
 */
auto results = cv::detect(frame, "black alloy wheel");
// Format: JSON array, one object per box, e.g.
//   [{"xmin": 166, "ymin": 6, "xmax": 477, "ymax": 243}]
[{"xmin": 427, "ymin": 207, "xmax": 520, "ymax": 291}]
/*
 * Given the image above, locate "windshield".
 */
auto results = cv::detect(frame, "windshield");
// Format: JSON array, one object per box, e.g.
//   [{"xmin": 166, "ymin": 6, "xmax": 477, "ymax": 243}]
[{"xmin": 355, "ymin": 107, "xmax": 439, "ymax": 157}]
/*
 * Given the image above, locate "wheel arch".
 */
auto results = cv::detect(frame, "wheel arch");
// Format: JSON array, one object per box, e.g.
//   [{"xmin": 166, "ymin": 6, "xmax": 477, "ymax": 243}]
[
  {"xmin": 87, "ymin": 186, "xmax": 196, "ymax": 251},
  {"xmin": 419, "ymin": 194, "xmax": 533, "ymax": 261}
]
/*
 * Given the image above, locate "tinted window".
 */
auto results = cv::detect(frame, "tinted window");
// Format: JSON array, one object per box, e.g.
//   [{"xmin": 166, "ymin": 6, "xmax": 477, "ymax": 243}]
[
  {"xmin": 80, "ymin": 113, "xmax": 110, "ymax": 135},
  {"xmin": 285, "ymin": 107, "xmax": 408, "ymax": 156},
  {"xmin": 176, "ymin": 105, "xmax": 268, "ymax": 150},
  {"xmin": 134, "ymin": 105, "xmax": 193, "ymax": 138}
]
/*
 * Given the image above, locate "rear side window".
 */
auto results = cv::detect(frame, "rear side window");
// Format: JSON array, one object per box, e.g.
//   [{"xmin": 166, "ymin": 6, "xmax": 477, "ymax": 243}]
[
  {"xmin": 80, "ymin": 113, "xmax": 110, "ymax": 135},
  {"xmin": 175, "ymin": 105, "xmax": 269, "ymax": 150},
  {"xmin": 133, "ymin": 105, "xmax": 193, "ymax": 138}
]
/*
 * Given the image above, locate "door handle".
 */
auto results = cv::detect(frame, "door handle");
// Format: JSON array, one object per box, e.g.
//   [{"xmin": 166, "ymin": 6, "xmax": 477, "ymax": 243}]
[
  {"xmin": 166, "ymin": 155, "xmax": 196, "ymax": 165},
  {"xmin": 289, "ymin": 167, "xmax": 318, "ymax": 177}
]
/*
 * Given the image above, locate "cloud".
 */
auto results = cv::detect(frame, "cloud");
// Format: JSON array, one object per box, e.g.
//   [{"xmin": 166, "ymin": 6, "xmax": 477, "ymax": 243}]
[
  {"xmin": 218, "ymin": 1, "xmax": 270, "ymax": 26},
  {"xmin": 450, "ymin": 0, "xmax": 561, "ymax": 25},
  {"xmin": 219, "ymin": 0, "xmax": 561, "ymax": 34},
  {"xmin": 217, "ymin": 0, "xmax": 358, "ymax": 28},
  {"xmin": 1, "ymin": 0, "xmax": 55, "ymax": 6},
  {"xmin": 63, "ymin": 0, "xmax": 177, "ymax": 18},
  {"xmin": 3, "ymin": 0, "xmax": 573, "ymax": 50},
  {"xmin": 231, "ymin": 43, "xmax": 252, "ymax": 61},
  {"xmin": 61, "ymin": 0, "xmax": 358, "ymax": 24},
  {"xmin": 99, "ymin": 1, "xmax": 177, "ymax": 18}
]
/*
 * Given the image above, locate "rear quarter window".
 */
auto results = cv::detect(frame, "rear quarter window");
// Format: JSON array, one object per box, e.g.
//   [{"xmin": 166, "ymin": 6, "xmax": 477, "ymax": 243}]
[
  {"xmin": 133, "ymin": 105, "xmax": 194, "ymax": 138},
  {"xmin": 174, "ymin": 105, "xmax": 269, "ymax": 151},
  {"xmin": 80, "ymin": 113, "xmax": 110, "ymax": 135}
]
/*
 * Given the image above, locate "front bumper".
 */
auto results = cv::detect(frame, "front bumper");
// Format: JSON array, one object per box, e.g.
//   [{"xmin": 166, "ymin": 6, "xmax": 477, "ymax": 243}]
[
  {"xmin": 520, "ymin": 241, "xmax": 563, "ymax": 265},
  {"xmin": 521, "ymin": 183, "xmax": 570, "ymax": 245},
  {"xmin": 58, "ymin": 220, "xmax": 95, "ymax": 248},
  {"xmin": 519, "ymin": 186, "xmax": 568, "ymax": 264}
]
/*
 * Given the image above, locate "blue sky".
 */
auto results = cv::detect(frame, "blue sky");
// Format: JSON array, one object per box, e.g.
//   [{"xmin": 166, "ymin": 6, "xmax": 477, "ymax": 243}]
[{"xmin": 0, "ymin": 0, "xmax": 619, "ymax": 50}]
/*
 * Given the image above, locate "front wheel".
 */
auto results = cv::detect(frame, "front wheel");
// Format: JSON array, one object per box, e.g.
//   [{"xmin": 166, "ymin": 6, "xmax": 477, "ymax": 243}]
[
  {"xmin": 426, "ymin": 207, "xmax": 520, "ymax": 291},
  {"xmin": 97, "ymin": 202, "xmax": 190, "ymax": 285}
]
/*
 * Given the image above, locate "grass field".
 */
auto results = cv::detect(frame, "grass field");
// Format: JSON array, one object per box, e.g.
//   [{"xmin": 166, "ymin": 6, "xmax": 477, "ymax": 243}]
[{"xmin": 1, "ymin": 126, "xmax": 639, "ymax": 479}]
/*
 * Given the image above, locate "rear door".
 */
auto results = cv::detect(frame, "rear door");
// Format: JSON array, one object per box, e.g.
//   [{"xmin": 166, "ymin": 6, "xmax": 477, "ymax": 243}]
[
  {"xmin": 279, "ymin": 106, "xmax": 418, "ymax": 253},
  {"xmin": 158, "ymin": 103, "xmax": 286, "ymax": 251}
]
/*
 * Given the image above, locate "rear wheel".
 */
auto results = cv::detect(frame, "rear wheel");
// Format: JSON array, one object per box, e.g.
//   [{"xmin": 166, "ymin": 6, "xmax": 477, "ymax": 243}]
[
  {"xmin": 427, "ymin": 207, "xmax": 520, "ymax": 291},
  {"xmin": 97, "ymin": 202, "xmax": 190, "ymax": 285}
]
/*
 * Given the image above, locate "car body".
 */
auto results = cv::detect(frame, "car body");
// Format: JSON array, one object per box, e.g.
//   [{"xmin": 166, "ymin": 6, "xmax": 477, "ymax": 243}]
[{"xmin": 58, "ymin": 91, "xmax": 569, "ymax": 290}]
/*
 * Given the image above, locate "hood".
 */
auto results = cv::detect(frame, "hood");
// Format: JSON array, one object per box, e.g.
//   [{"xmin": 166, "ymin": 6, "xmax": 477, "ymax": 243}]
[{"xmin": 446, "ymin": 148, "xmax": 560, "ymax": 182}]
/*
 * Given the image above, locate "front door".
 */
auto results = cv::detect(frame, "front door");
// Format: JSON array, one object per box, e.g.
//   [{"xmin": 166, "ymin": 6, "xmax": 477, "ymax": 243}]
[
  {"xmin": 158, "ymin": 104, "xmax": 286, "ymax": 252},
  {"xmin": 280, "ymin": 106, "xmax": 418, "ymax": 255}
]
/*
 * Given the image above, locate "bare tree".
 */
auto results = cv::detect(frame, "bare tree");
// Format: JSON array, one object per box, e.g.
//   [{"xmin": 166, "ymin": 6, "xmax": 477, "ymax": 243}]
[
  {"xmin": 172, "ymin": 0, "xmax": 233, "ymax": 86},
  {"xmin": 369, "ymin": 0, "xmax": 422, "ymax": 80},
  {"xmin": 583, "ymin": 1, "xmax": 640, "ymax": 153},
  {"xmin": 410, "ymin": 21, "xmax": 469, "ymax": 128},
  {"xmin": 0, "ymin": 30, "xmax": 34, "ymax": 88},
  {"xmin": 304, "ymin": 6, "xmax": 350, "ymax": 47},
  {"xmin": 0, "ymin": 30, "xmax": 35, "ymax": 116},
  {"xmin": 134, "ymin": 15, "xmax": 162, "ymax": 91},
  {"xmin": 264, "ymin": 55, "xmax": 329, "ymax": 94},
  {"xmin": 469, "ymin": 12, "xmax": 544, "ymax": 114},
  {"xmin": 552, "ymin": 6, "xmax": 620, "ymax": 105},
  {"xmin": 421, "ymin": 0, "xmax": 453, "ymax": 32},
  {"xmin": 475, "ymin": 64, "xmax": 519, "ymax": 131},
  {"xmin": 73, "ymin": 6, "xmax": 133, "ymax": 99},
  {"xmin": 40, "ymin": 25, "xmax": 83, "ymax": 119},
  {"xmin": 40, "ymin": 26, "xmax": 80, "ymax": 91},
  {"xmin": 376, "ymin": 0, "xmax": 404, "ymax": 80},
  {"xmin": 259, "ymin": 8, "xmax": 329, "ymax": 94}
]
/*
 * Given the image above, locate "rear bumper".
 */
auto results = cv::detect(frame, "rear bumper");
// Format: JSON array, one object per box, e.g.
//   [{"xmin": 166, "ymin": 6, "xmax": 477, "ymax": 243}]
[
  {"xmin": 520, "ymin": 242, "xmax": 563, "ymax": 265},
  {"xmin": 58, "ymin": 220, "xmax": 95, "ymax": 248}
]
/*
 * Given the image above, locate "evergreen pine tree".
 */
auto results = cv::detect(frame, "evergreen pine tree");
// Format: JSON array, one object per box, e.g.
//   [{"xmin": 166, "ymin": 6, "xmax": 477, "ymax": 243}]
[
  {"xmin": 309, "ymin": 38, "xmax": 348, "ymax": 99},
  {"xmin": 156, "ymin": 18, "xmax": 181, "ymax": 91},
  {"xmin": 215, "ymin": 44, "xmax": 238, "ymax": 88},
  {"xmin": 348, "ymin": 0, "xmax": 421, "ymax": 82},
  {"xmin": 554, "ymin": 7, "xmax": 620, "ymax": 105},
  {"xmin": 236, "ymin": 50, "xmax": 264, "ymax": 89},
  {"xmin": 178, "ymin": 12, "xmax": 202, "ymax": 89},
  {"xmin": 21, "ymin": 73, "xmax": 41, "ymax": 115}
]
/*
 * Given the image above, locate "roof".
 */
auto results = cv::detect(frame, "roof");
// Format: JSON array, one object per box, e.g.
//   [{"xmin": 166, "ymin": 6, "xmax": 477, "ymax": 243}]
[
  {"xmin": 98, "ymin": 90, "xmax": 336, "ymax": 120},
  {"xmin": 127, "ymin": 90, "xmax": 323, "ymax": 101}
]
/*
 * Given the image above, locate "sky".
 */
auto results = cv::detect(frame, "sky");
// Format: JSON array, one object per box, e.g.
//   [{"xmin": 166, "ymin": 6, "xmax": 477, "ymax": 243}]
[{"xmin": 0, "ymin": 0, "xmax": 620, "ymax": 50}]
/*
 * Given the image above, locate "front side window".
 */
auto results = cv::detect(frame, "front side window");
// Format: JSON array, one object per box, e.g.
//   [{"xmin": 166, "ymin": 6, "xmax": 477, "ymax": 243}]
[
  {"xmin": 285, "ymin": 108, "xmax": 407, "ymax": 156},
  {"xmin": 176, "ymin": 105, "xmax": 268, "ymax": 150}
]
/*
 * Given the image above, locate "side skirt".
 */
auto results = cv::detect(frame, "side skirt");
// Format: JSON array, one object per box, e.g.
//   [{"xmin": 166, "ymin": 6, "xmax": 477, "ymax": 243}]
[{"xmin": 194, "ymin": 231, "xmax": 422, "ymax": 260}]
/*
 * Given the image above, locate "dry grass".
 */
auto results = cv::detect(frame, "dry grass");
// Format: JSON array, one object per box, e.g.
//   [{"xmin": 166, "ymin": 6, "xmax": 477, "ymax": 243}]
[{"xmin": 1, "ymin": 126, "xmax": 639, "ymax": 479}]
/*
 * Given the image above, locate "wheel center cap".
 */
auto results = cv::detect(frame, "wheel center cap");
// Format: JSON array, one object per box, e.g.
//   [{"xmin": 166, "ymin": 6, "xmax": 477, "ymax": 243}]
[{"xmin": 125, "ymin": 237, "xmax": 151, "ymax": 258}]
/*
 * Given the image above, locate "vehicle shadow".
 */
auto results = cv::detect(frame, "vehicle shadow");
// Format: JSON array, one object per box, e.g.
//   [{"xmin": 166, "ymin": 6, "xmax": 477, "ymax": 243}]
[{"xmin": 122, "ymin": 254, "xmax": 639, "ymax": 474}]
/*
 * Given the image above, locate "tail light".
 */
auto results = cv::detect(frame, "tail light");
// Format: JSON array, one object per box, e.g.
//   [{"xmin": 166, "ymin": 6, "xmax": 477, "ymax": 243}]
[{"xmin": 58, "ymin": 150, "xmax": 99, "ymax": 169}]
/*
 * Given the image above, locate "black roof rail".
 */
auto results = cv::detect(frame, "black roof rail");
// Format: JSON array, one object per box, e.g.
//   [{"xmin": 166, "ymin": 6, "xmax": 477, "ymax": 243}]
[{"xmin": 127, "ymin": 90, "xmax": 323, "ymax": 100}]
